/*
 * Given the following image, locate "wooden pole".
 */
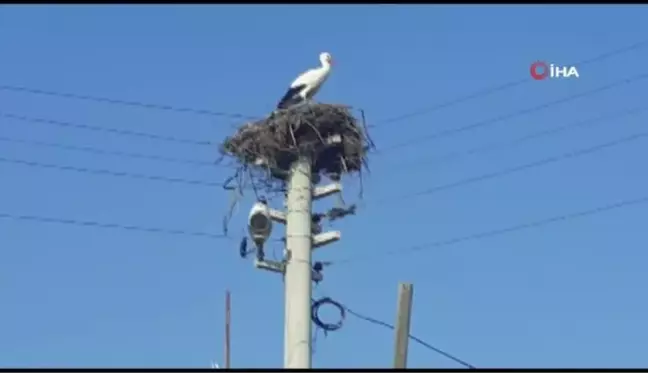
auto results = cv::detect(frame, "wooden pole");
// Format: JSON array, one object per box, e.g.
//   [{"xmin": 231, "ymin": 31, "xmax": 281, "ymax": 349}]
[
  {"xmin": 393, "ymin": 283, "xmax": 414, "ymax": 369},
  {"xmin": 225, "ymin": 290, "xmax": 231, "ymax": 369}
]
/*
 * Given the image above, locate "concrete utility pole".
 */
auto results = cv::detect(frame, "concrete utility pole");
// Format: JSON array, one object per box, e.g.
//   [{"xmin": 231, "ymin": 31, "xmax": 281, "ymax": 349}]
[
  {"xmin": 393, "ymin": 283, "xmax": 414, "ymax": 369},
  {"xmin": 283, "ymin": 157, "xmax": 314, "ymax": 368},
  {"xmin": 252, "ymin": 156, "xmax": 344, "ymax": 369}
]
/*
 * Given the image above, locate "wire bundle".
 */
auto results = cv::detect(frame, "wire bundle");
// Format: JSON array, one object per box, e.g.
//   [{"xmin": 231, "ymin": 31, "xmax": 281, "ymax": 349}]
[{"xmin": 311, "ymin": 297, "xmax": 346, "ymax": 334}]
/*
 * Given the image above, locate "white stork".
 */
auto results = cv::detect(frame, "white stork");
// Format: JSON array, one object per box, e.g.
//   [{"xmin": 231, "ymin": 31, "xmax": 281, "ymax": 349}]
[{"xmin": 276, "ymin": 52, "xmax": 334, "ymax": 110}]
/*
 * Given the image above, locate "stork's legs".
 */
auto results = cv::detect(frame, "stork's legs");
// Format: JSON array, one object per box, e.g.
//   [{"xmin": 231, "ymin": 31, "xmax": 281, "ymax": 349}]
[{"xmin": 276, "ymin": 98, "xmax": 316, "ymax": 112}]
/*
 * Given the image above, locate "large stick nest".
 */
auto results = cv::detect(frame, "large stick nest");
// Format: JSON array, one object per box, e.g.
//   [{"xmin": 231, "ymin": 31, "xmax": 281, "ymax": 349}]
[{"xmin": 220, "ymin": 103, "xmax": 372, "ymax": 183}]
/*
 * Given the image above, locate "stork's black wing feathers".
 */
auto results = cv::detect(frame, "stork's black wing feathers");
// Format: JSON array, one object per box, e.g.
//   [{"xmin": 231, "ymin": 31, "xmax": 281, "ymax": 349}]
[{"xmin": 277, "ymin": 84, "xmax": 306, "ymax": 109}]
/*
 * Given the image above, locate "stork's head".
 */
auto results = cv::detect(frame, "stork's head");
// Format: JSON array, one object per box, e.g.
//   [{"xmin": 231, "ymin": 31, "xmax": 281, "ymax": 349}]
[{"xmin": 320, "ymin": 52, "xmax": 333, "ymax": 67}]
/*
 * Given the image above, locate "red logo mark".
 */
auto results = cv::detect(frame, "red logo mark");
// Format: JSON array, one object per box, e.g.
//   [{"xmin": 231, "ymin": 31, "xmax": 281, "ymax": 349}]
[{"xmin": 530, "ymin": 61, "xmax": 549, "ymax": 80}]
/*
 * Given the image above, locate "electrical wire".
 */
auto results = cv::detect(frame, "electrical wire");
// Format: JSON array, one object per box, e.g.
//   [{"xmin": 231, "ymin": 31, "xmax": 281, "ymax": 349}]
[
  {"xmin": 3, "ymin": 103, "xmax": 643, "ymax": 187},
  {"xmin": 374, "ymin": 132, "xmax": 647, "ymax": 205},
  {"xmin": 0, "ymin": 212, "xmax": 228, "ymax": 239},
  {"xmin": 2, "ymin": 43, "xmax": 645, "ymax": 249},
  {"xmin": 372, "ymin": 38, "xmax": 648, "ymax": 128},
  {"xmin": 0, "ymin": 84, "xmax": 259, "ymax": 120},
  {"xmin": 1, "ymin": 41, "xmax": 642, "ymax": 161},
  {"xmin": 0, "ymin": 111, "xmax": 213, "ymax": 146},
  {"xmin": 0, "ymin": 135, "xmax": 220, "ymax": 167},
  {"xmin": 334, "ymin": 193, "xmax": 648, "ymax": 266},
  {"xmin": 2, "ymin": 198, "xmax": 641, "ymax": 363},
  {"xmin": 311, "ymin": 297, "xmax": 346, "ymax": 333},
  {"xmin": 0, "ymin": 156, "xmax": 224, "ymax": 187},
  {"xmin": 390, "ymin": 104, "xmax": 648, "ymax": 172},
  {"xmin": 4, "ymin": 131, "xmax": 640, "ymax": 226},
  {"xmin": 378, "ymin": 71, "xmax": 648, "ymax": 153},
  {"xmin": 311, "ymin": 123, "xmax": 648, "ymax": 362},
  {"xmin": 348, "ymin": 110, "xmax": 648, "ymax": 232},
  {"xmin": 2, "ymin": 40, "xmax": 644, "ymax": 134},
  {"xmin": 4, "ymin": 41, "xmax": 645, "ymax": 370},
  {"xmin": 344, "ymin": 306, "xmax": 476, "ymax": 369},
  {"xmin": 3, "ymin": 39, "xmax": 634, "ymax": 127},
  {"xmin": 310, "ymin": 296, "xmax": 475, "ymax": 368},
  {"xmin": 3, "ymin": 90, "xmax": 644, "ymax": 223}
]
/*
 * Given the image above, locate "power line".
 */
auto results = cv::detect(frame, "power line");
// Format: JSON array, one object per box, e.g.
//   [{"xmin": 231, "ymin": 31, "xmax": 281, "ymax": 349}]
[
  {"xmin": 0, "ymin": 135, "xmax": 219, "ymax": 167},
  {"xmin": 310, "ymin": 296, "xmax": 475, "ymax": 368},
  {"xmin": 1, "ymin": 40, "xmax": 644, "ymax": 134},
  {"xmin": 0, "ymin": 111, "xmax": 213, "ymax": 146},
  {"xmin": 5, "ymin": 131, "xmax": 637, "ymax": 243},
  {"xmin": 335, "ymin": 194, "xmax": 648, "ymax": 266},
  {"xmin": 0, "ymin": 212, "xmax": 228, "ymax": 239},
  {"xmin": 343, "ymin": 305, "xmax": 475, "ymax": 369},
  {"xmin": 390, "ymin": 105, "xmax": 648, "ymax": 172},
  {"xmin": 378, "ymin": 71, "xmax": 648, "ymax": 153},
  {"xmin": 0, "ymin": 156, "xmax": 224, "ymax": 187},
  {"xmin": 374, "ymin": 132, "xmax": 646, "ymax": 205},
  {"xmin": 373, "ymin": 39, "xmax": 648, "ymax": 128},
  {"xmin": 0, "ymin": 84, "xmax": 259, "ymax": 120},
  {"xmin": 374, "ymin": 80, "xmax": 527, "ymax": 129}
]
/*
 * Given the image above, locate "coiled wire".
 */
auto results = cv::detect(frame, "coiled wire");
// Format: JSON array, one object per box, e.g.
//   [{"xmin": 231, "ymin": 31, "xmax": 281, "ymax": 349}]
[{"xmin": 311, "ymin": 297, "xmax": 346, "ymax": 334}]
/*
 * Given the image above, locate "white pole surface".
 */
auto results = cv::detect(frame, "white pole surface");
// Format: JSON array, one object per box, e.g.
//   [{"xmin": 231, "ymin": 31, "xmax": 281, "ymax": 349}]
[{"xmin": 283, "ymin": 156, "xmax": 313, "ymax": 369}]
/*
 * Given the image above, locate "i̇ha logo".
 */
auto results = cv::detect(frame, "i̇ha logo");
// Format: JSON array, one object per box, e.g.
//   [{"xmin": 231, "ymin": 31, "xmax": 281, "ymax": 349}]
[{"xmin": 530, "ymin": 61, "xmax": 580, "ymax": 80}]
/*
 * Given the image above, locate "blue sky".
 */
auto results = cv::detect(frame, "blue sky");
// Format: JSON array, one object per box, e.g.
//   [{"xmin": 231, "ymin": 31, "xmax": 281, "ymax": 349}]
[{"xmin": 1, "ymin": 4, "xmax": 648, "ymax": 369}]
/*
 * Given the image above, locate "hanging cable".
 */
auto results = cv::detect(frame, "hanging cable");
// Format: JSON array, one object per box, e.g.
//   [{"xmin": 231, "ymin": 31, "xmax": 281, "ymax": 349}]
[
  {"xmin": 0, "ymin": 212, "xmax": 229, "ymax": 239},
  {"xmin": 0, "ymin": 84, "xmax": 259, "ymax": 120},
  {"xmin": 372, "ymin": 38, "xmax": 648, "ymax": 128},
  {"xmin": 309, "ymin": 296, "xmax": 475, "ymax": 368},
  {"xmin": 378, "ymin": 71, "xmax": 648, "ymax": 153},
  {"xmin": 0, "ymin": 111, "xmax": 213, "ymax": 146},
  {"xmin": 342, "ymin": 305, "xmax": 475, "ymax": 369}
]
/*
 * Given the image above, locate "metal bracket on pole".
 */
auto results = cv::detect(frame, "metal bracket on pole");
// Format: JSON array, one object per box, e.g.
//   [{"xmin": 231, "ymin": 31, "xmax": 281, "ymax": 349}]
[
  {"xmin": 255, "ymin": 259, "xmax": 323, "ymax": 282},
  {"xmin": 313, "ymin": 231, "xmax": 341, "ymax": 249},
  {"xmin": 255, "ymin": 259, "xmax": 284, "ymax": 273},
  {"xmin": 268, "ymin": 208, "xmax": 287, "ymax": 225},
  {"xmin": 313, "ymin": 182, "xmax": 342, "ymax": 201}
]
